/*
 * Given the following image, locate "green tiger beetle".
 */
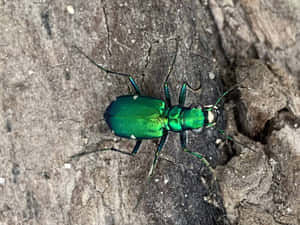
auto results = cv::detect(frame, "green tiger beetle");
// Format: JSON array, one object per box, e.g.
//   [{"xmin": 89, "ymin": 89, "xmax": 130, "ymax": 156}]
[{"xmin": 72, "ymin": 43, "xmax": 250, "ymax": 181}]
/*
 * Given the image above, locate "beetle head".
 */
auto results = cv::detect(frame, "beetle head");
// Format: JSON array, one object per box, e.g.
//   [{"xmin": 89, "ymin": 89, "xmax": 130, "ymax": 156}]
[
  {"xmin": 188, "ymin": 104, "xmax": 220, "ymax": 132},
  {"xmin": 202, "ymin": 104, "xmax": 220, "ymax": 128},
  {"xmin": 183, "ymin": 104, "xmax": 220, "ymax": 131}
]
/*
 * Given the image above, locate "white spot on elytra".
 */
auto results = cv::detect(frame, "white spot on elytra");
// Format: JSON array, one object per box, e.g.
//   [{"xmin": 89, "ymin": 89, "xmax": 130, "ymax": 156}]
[
  {"xmin": 209, "ymin": 72, "xmax": 215, "ymax": 80},
  {"xmin": 64, "ymin": 163, "xmax": 71, "ymax": 169},
  {"xmin": 0, "ymin": 177, "xmax": 5, "ymax": 185},
  {"xmin": 83, "ymin": 138, "xmax": 88, "ymax": 144},
  {"xmin": 112, "ymin": 130, "xmax": 115, "ymax": 134},
  {"xmin": 67, "ymin": 5, "xmax": 75, "ymax": 15},
  {"xmin": 130, "ymin": 134, "xmax": 136, "ymax": 139},
  {"xmin": 133, "ymin": 95, "xmax": 138, "ymax": 100}
]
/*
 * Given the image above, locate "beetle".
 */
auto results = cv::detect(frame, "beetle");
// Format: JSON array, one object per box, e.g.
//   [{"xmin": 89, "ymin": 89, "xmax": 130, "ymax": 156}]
[{"xmin": 72, "ymin": 44, "xmax": 244, "ymax": 179}]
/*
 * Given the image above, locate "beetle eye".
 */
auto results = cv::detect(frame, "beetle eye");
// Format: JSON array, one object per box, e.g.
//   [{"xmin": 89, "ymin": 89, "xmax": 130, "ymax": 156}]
[
  {"xmin": 189, "ymin": 104, "xmax": 202, "ymax": 109},
  {"xmin": 189, "ymin": 103, "xmax": 197, "ymax": 108},
  {"xmin": 192, "ymin": 127, "xmax": 203, "ymax": 133}
]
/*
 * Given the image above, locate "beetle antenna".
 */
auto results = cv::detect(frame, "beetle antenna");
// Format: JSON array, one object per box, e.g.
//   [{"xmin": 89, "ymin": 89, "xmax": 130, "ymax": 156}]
[{"xmin": 213, "ymin": 75, "xmax": 249, "ymax": 108}]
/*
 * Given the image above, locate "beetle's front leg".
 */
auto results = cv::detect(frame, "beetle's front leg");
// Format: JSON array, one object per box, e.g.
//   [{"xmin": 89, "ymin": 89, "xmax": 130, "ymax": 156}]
[{"xmin": 179, "ymin": 131, "xmax": 215, "ymax": 180}]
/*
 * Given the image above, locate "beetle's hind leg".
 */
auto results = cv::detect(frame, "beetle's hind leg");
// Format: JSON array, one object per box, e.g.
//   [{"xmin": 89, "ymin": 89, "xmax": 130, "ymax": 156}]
[
  {"xmin": 128, "ymin": 76, "xmax": 141, "ymax": 95},
  {"xmin": 70, "ymin": 140, "xmax": 142, "ymax": 160},
  {"xmin": 131, "ymin": 140, "xmax": 142, "ymax": 155}
]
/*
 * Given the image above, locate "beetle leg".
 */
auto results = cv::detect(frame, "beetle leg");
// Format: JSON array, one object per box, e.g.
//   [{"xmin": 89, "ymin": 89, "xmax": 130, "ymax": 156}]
[
  {"xmin": 163, "ymin": 82, "xmax": 171, "ymax": 106},
  {"xmin": 134, "ymin": 133, "xmax": 169, "ymax": 210},
  {"xmin": 179, "ymin": 82, "xmax": 187, "ymax": 106},
  {"xmin": 70, "ymin": 140, "xmax": 142, "ymax": 160},
  {"xmin": 73, "ymin": 45, "xmax": 141, "ymax": 95},
  {"xmin": 217, "ymin": 128, "xmax": 257, "ymax": 152},
  {"xmin": 147, "ymin": 132, "xmax": 168, "ymax": 178},
  {"xmin": 128, "ymin": 76, "xmax": 141, "ymax": 95},
  {"xmin": 131, "ymin": 140, "xmax": 142, "ymax": 155},
  {"xmin": 180, "ymin": 131, "xmax": 215, "ymax": 179},
  {"xmin": 162, "ymin": 37, "xmax": 180, "ymax": 107},
  {"xmin": 69, "ymin": 148, "xmax": 131, "ymax": 160},
  {"xmin": 70, "ymin": 147, "xmax": 133, "ymax": 159},
  {"xmin": 73, "ymin": 45, "xmax": 128, "ymax": 77}
]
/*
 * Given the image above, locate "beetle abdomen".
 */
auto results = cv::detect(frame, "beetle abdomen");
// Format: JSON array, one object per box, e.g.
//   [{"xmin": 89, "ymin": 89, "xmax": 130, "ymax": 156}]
[{"xmin": 104, "ymin": 95, "xmax": 167, "ymax": 139}]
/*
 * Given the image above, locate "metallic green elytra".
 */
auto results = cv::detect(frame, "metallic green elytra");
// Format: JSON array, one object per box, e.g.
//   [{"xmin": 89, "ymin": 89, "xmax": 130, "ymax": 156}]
[
  {"xmin": 105, "ymin": 95, "xmax": 166, "ymax": 139},
  {"xmin": 73, "ymin": 45, "xmax": 226, "ymax": 179},
  {"xmin": 105, "ymin": 95, "xmax": 215, "ymax": 140}
]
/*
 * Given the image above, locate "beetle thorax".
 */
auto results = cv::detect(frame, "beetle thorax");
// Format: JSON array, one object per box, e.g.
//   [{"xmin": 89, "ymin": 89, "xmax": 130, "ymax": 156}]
[{"xmin": 167, "ymin": 106, "xmax": 184, "ymax": 132}]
